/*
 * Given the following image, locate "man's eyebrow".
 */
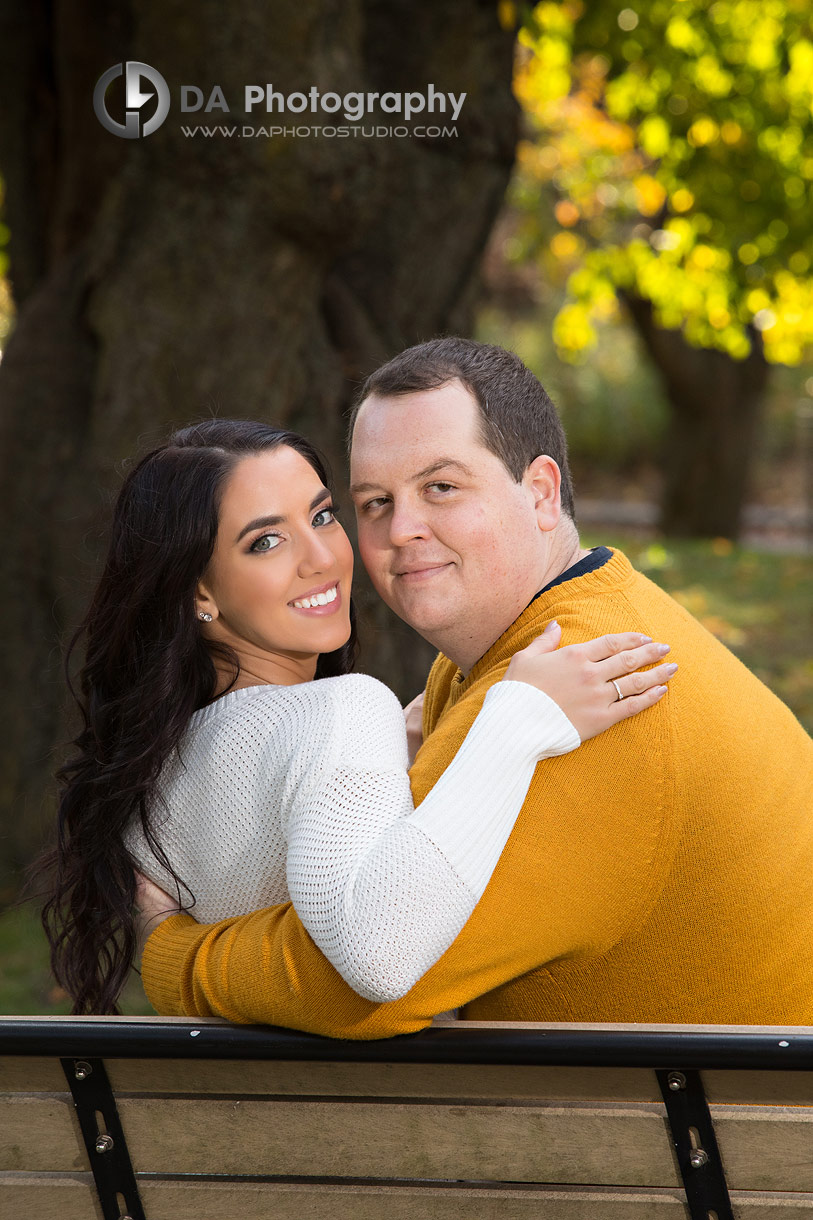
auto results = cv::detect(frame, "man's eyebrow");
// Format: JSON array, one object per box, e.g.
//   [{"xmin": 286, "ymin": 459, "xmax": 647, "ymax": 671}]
[
  {"xmin": 350, "ymin": 459, "xmax": 473, "ymax": 496},
  {"xmin": 235, "ymin": 488, "xmax": 331, "ymax": 543},
  {"xmin": 414, "ymin": 459, "xmax": 474, "ymax": 481}
]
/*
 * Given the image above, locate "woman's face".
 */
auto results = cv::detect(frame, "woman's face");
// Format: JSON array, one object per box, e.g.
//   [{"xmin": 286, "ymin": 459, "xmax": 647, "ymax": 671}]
[{"xmin": 197, "ymin": 445, "xmax": 354, "ymax": 686}]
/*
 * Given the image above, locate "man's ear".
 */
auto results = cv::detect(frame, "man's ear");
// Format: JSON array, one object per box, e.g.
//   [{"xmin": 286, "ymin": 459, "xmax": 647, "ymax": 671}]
[{"xmin": 525, "ymin": 455, "xmax": 561, "ymax": 533}]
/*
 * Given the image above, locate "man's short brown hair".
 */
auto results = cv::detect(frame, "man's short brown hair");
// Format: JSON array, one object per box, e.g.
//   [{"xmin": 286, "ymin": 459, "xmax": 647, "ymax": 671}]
[{"xmin": 348, "ymin": 337, "xmax": 575, "ymax": 519}]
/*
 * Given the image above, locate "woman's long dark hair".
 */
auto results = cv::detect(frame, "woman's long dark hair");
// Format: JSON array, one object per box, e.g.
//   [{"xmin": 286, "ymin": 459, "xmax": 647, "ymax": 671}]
[{"xmin": 39, "ymin": 419, "xmax": 358, "ymax": 1014}]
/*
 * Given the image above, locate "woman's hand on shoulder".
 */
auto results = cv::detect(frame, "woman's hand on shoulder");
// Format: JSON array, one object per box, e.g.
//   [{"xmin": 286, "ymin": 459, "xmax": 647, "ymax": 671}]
[{"xmin": 504, "ymin": 621, "xmax": 677, "ymax": 742}]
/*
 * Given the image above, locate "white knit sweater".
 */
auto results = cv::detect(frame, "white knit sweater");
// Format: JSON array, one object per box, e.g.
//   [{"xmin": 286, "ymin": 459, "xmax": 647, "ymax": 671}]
[{"xmin": 128, "ymin": 674, "xmax": 579, "ymax": 1002}]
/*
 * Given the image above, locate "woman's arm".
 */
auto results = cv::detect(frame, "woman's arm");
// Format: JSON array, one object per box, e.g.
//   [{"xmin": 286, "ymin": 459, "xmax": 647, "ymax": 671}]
[
  {"xmin": 285, "ymin": 629, "xmax": 674, "ymax": 1002},
  {"xmin": 285, "ymin": 676, "xmax": 575, "ymax": 1001}
]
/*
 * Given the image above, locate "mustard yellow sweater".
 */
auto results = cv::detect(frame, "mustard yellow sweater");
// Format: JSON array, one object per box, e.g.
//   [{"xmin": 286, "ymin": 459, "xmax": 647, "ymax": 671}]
[{"xmin": 142, "ymin": 549, "xmax": 813, "ymax": 1035}]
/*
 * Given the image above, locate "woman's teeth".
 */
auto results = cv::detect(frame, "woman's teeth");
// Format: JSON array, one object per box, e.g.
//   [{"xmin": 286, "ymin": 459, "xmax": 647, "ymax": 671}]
[{"xmin": 292, "ymin": 585, "xmax": 338, "ymax": 609}]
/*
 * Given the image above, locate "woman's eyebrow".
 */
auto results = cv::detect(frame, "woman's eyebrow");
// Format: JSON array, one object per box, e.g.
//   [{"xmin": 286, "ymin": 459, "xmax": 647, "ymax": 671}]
[{"xmin": 235, "ymin": 488, "xmax": 331, "ymax": 543}]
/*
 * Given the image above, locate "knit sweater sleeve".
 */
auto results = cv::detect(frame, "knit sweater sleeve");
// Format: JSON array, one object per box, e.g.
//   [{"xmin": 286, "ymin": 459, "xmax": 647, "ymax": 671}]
[{"xmin": 285, "ymin": 675, "xmax": 579, "ymax": 1001}]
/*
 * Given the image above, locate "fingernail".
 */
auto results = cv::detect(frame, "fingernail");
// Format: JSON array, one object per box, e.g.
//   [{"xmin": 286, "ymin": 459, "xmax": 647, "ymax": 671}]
[
  {"xmin": 664, "ymin": 662, "xmax": 678, "ymax": 674},
  {"xmin": 656, "ymin": 643, "xmax": 671, "ymax": 655},
  {"xmin": 639, "ymin": 635, "xmax": 653, "ymax": 642},
  {"xmin": 545, "ymin": 620, "xmax": 559, "ymax": 632},
  {"xmin": 654, "ymin": 685, "xmax": 668, "ymax": 695}
]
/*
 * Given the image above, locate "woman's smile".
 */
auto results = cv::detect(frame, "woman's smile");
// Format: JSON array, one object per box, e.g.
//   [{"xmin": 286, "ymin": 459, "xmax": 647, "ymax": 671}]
[{"xmin": 290, "ymin": 580, "xmax": 342, "ymax": 613}]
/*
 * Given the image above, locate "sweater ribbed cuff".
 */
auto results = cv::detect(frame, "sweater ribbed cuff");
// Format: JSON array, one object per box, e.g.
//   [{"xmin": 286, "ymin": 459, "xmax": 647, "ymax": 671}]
[{"xmin": 141, "ymin": 913, "xmax": 207, "ymax": 1015}]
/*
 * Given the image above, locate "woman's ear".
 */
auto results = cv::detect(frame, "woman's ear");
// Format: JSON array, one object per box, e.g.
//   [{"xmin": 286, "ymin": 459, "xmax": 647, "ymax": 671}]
[
  {"xmin": 525, "ymin": 455, "xmax": 561, "ymax": 533},
  {"xmin": 195, "ymin": 578, "xmax": 218, "ymax": 623}
]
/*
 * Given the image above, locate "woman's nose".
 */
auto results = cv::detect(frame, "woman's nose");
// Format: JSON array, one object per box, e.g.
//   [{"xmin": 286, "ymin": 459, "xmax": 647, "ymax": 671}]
[{"xmin": 298, "ymin": 531, "xmax": 335, "ymax": 575}]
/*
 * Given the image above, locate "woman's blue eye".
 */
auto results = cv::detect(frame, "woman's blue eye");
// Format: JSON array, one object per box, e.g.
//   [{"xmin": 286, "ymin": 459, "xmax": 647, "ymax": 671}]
[
  {"xmin": 250, "ymin": 533, "xmax": 282, "ymax": 553},
  {"xmin": 313, "ymin": 506, "xmax": 337, "ymax": 527}
]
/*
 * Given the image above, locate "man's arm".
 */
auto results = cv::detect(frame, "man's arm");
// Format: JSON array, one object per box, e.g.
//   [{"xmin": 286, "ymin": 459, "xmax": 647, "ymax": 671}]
[{"xmin": 142, "ymin": 659, "xmax": 670, "ymax": 1038}]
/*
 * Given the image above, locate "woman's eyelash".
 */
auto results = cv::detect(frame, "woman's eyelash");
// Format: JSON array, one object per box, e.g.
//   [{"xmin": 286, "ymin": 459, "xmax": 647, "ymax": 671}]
[
  {"xmin": 249, "ymin": 532, "xmax": 282, "ymax": 553},
  {"xmin": 248, "ymin": 504, "xmax": 338, "ymax": 551}
]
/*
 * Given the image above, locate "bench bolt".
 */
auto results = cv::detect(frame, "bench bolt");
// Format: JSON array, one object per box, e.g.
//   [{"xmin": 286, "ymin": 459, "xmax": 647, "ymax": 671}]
[
  {"xmin": 95, "ymin": 1134, "xmax": 115, "ymax": 1153},
  {"xmin": 74, "ymin": 1060, "xmax": 92, "ymax": 1080},
  {"xmin": 689, "ymin": 1148, "xmax": 709, "ymax": 1168},
  {"xmin": 667, "ymin": 1071, "xmax": 686, "ymax": 1090}
]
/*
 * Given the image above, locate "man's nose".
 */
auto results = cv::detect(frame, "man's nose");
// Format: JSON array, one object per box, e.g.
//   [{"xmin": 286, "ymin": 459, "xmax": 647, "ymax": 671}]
[{"xmin": 388, "ymin": 500, "xmax": 432, "ymax": 546}]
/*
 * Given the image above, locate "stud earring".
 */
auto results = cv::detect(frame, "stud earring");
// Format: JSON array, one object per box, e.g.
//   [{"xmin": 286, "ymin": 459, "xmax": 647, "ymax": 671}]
[{"xmin": 198, "ymin": 611, "xmax": 213, "ymax": 622}]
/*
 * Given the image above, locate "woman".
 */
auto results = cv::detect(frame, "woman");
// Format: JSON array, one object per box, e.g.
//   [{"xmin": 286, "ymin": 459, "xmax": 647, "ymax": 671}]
[{"xmin": 41, "ymin": 420, "xmax": 674, "ymax": 1014}]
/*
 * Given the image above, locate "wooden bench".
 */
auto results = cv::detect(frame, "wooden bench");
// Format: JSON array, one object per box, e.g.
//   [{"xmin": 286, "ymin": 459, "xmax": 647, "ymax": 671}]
[{"xmin": 3, "ymin": 1017, "xmax": 813, "ymax": 1219}]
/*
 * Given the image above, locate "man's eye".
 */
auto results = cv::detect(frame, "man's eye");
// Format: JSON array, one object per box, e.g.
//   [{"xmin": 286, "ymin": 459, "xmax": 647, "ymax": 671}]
[
  {"xmin": 312, "ymin": 506, "xmax": 337, "ymax": 527},
  {"xmin": 427, "ymin": 482, "xmax": 455, "ymax": 493},
  {"xmin": 250, "ymin": 533, "xmax": 282, "ymax": 553},
  {"xmin": 361, "ymin": 496, "xmax": 390, "ymax": 513}
]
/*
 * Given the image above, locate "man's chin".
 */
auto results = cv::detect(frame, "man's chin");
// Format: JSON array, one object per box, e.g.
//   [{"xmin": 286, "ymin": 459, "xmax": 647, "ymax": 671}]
[{"xmin": 387, "ymin": 597, "xmax": 452, "ymax": 641}]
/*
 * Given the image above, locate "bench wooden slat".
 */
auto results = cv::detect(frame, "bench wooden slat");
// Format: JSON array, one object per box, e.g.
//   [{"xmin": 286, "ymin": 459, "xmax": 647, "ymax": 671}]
[
  {"xmin": 9, "ymin": 1057, "xmax": 813, "ymax": 1105},
  {"xmin": 0, "ymin": 1173, "xmax": 102, "ymax": 1220},
  {"xmin": 0, "ymin": 1058, "xmax": 67, "ymax": 1093},
  {"xmin": 105, "ymin": 1058, "xmax": 662, "ymax": 1100},
  {"xmin": 3, "ymin": 1091, "xmax": 676, "ymax": 1185},
  {"xmin": 137, "ymin": 1180, "xmax": 694, "ymax": 1219},
  {"xmin": 8, "ymin": 1176, "xmax": 813, "ymax": 1220},
  {"xmin": 704, "ymin": 1069, "xmax": 813, "ymax": 1105},
  {"xmin": 0, "ymin": 1096, "xmax": 85, "ymax": 1173},
  {"xmin": 136, "ymin": 1185, "xmax": 813, "ymax": 1219},
  {"xmin": 112, "ymin": 1098, "xmax": 679, "ymax": 1185},
  {"xmin": 714, "ymin": 1105, "xmax": 813, "ymax": 1192},
  {"xmin": 12, "ymin": 1058, "xmax": 813, "ymax": 1106},
  {"xmin": 10, "ymin": 1090, "xmax": 813, "ymax": 1194},
  {"xmin": 0, "ymin": 1176, "xmax": 691, "ymax": 1219}
]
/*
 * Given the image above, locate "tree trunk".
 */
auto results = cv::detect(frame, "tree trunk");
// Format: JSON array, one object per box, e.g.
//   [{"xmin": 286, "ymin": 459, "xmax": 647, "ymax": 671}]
[
  {"xmin": 622, "ymin": 293, "xmax": 769, "ymax": 539},
  {"xmin": 0, "ymin": 0, "xmax": 518, "ymax": 897}
]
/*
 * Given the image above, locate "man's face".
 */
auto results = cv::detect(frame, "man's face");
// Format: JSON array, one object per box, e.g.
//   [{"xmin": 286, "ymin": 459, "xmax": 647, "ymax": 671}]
[{"xmin": 349, "ymin": 380, "xmax": 561, "ymax": 669}]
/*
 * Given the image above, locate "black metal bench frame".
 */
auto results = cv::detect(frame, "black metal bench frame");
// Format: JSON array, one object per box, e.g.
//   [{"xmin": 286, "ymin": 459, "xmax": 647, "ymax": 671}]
[{"xmin": 4, "ymin": 1018, "xmax": 813, "ymax": 1220}]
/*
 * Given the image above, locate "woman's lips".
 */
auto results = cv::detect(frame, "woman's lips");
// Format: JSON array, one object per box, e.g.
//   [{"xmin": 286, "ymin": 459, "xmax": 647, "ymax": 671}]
[{"xmin": 289, "ymin": 581, "xmax": 343, "ymax": 614}]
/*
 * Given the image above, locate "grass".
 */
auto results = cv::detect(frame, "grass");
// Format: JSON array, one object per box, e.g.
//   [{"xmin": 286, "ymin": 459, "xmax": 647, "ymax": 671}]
[
  {"xmin": 1, "ymin": 536, "xmax": 810, "ymax": 1014},
  {"xmin": 585, "ymin": 533, "xmax": 813, "ymax": 735},
  {"xmin": 0, "ymin": 902, "xmax": 154, "ymax": 1016}
]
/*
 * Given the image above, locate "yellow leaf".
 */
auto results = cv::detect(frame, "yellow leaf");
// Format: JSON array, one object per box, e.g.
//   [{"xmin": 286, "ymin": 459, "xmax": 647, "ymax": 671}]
[{"xmin": 634, "ymin": 174, "xmax": 667, "ymax": 215}]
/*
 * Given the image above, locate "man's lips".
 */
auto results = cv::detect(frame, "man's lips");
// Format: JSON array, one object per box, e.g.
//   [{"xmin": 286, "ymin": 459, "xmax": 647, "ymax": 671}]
[{"xmin": 395, "ymin": 562, "xmax": 453, "ymax": 583}]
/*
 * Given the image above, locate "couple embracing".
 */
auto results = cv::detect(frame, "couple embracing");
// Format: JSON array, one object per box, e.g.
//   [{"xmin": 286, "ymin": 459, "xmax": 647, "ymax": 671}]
[{"xmin": 44, "ymin": 338, "xmax": 813, "ymax": 1033}]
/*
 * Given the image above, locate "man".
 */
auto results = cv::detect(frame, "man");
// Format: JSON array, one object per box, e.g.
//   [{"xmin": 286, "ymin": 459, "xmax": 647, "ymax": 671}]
[{"xmin": 141, "ymin": 338, "xmax": 813, "ymax": 1034}]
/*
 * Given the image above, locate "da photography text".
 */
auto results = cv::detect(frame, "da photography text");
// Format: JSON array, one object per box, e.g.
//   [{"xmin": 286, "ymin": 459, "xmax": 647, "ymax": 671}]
[{"xmin": 94, "ymin": 62, "xmax": 467, "ymax": 140}]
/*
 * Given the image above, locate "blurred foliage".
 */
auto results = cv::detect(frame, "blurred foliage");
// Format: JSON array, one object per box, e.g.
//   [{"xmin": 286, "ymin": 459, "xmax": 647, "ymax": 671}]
[
  {"xmin": 0, "ymin": 277, "xmax": 13, "ymax": 357},
  {"xmin": 511, "ymin": 0, "xmax": 813, "ymax": 364},
  {"xmin": 0, "ymin": 901, "xmax": 154, "ymax": 1015},
  {"xmin": 477, "ymin": 304, "xmax": 669, "ymax": 472},
  {"xmin": 477, "ymin": 303, "xmax": 813, "ymax": 498},
  {"xmin": 0, "ymin": 175, "xmax": 13, "ymax": 355}
]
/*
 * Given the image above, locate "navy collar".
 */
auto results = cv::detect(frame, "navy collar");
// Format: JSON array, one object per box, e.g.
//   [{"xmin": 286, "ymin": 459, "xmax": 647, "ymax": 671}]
[{"xmin": 526, "ymin": 546, "xmax": 613, "ymax": 609}]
